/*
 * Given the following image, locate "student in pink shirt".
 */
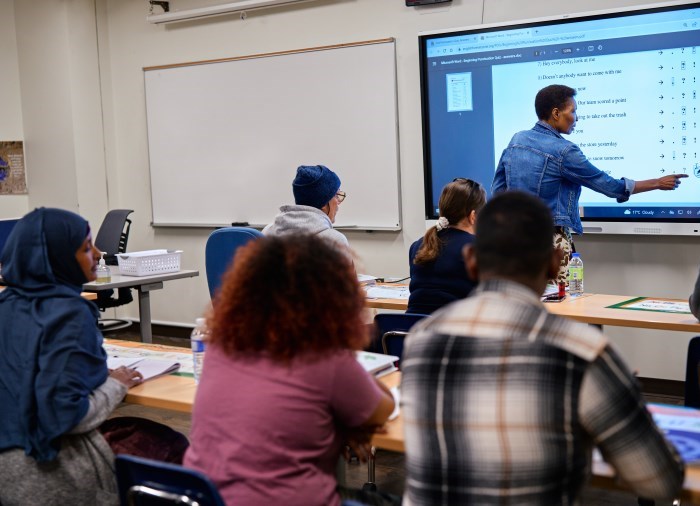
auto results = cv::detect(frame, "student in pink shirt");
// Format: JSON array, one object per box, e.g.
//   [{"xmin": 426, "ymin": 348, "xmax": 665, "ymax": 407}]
[{"xmin": 184, "ymin": 234, "xmax": 396, "ymax": 506}]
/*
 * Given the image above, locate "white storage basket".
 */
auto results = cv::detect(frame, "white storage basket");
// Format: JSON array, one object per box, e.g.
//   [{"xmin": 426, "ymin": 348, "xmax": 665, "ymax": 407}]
[{"xmin": 117, "ymin": 249, "xmax": 182, "ymax": 276}]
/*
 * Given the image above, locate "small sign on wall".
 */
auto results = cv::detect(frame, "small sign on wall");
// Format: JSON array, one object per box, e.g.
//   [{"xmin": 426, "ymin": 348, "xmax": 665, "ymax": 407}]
[{"xmin": 0, "ymin": 141, "xmax": 27, "ymax": 195}]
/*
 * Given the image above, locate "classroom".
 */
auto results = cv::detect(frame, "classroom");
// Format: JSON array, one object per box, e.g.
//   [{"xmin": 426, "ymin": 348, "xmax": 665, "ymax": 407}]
[
  {"xmin": 2, "ymin": 0, "xmax": 698, "ymax": 384},
  {"xmin": 1, "ymin": 0, "xmax": 700, "ymax": 498}
]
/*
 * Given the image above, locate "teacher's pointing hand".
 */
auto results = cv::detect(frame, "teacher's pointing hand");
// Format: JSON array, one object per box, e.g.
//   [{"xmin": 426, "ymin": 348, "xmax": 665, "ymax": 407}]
[{"xmin": 658, "ymin": 173, "xmax": 689, "ymax": 190}]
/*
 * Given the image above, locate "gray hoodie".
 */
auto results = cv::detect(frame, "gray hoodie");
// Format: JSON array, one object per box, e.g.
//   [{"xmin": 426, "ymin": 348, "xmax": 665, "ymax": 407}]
[{"xmin": 263, "ymin": 205, "xmax": 350, "ymax": 253}]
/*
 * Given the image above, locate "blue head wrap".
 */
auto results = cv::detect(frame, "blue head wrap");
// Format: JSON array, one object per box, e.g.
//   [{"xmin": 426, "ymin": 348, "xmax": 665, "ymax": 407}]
[
  {"xmin": 1, "ymin": 207, "xmax": 90, "ymax": 292},
  {"xmin": 0, "ymin": 208, "xmax": 108, "ymax": 461}
]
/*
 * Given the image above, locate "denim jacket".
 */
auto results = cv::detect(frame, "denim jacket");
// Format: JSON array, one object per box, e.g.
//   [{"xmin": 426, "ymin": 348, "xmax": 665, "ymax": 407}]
[{"xmin": 492, "ymin": 121, "xmax": 634, "ymax": 234}]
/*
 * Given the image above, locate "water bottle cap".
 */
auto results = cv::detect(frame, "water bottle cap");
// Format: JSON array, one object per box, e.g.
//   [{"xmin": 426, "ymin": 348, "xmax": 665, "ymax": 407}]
[
  {"xmin": 571, "ymin": 253, "xmax": 580, "ymax": 258},
  {"xmin": 195, "ymin": 317, "xmax": 206, "ymax": 327}
]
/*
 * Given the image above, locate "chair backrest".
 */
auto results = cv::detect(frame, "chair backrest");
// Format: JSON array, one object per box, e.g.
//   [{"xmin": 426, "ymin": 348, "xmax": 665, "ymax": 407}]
[
  {"xmin": 382, "ymin": 330, "xmax": 410, "ymax": 361},
  {"xmin": 95, "ymin": 209, "xmax": 134, "ymax": 265},
  {"xmin": 0, "ymin": 218, "xmax": 19, "ymax": 257},
  {"xmin": 685, "ymin": 336, "xmax": 700, "ymax": 408},
  {"xmin": 373, "ymin": 312, "xmax": 428, "ymax": 362},
  {"xmin": 115, "ymin": 454, "xmax": 225, "ymax": 506},
  {"xmin": 205, "ymin": 227, "xmax": 263, "ymax": 298}
]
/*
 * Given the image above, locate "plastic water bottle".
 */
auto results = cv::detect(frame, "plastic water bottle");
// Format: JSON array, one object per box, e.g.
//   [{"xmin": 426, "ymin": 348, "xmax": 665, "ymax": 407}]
[
  {"xmin": 568, "ymin": 253, "xmax": 584, "ymax": 296},
  {"xmin": 191, "ymin": 317, "xmax": 208, "ymax": 383}
]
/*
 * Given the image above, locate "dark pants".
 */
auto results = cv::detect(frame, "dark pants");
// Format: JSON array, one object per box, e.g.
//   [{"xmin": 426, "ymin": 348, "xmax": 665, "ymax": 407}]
[{"xmin": 100, "ymin": 416, "xmax": 189, "ymax": 464}]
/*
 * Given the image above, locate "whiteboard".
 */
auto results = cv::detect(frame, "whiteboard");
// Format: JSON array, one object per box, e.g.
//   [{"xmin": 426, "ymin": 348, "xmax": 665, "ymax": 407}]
[{"xmin": 144, "ymin": 39, "xmax": 401, "ymax": 230}]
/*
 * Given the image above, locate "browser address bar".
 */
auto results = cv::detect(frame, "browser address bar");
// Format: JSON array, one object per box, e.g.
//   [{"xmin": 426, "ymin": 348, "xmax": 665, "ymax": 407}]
[{"xmin": 428, "ymin": 18, "xmax": 694, "ymax": 56}]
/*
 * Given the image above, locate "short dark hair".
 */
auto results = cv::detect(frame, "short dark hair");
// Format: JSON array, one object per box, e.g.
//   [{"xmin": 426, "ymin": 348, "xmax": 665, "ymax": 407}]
[
  {"xmin": 535, "ymin": 84, "xmax": 576, "ymax": 120},
  {"xmin": 474, "ymin": 191, "xmax": 554, "ymax": 278}
]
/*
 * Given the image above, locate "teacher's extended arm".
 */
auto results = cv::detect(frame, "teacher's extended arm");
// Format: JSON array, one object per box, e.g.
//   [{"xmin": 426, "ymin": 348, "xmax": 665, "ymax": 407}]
[{"xmin": 631, "ymin": 173, "xmax": 688, "ymax": 194}]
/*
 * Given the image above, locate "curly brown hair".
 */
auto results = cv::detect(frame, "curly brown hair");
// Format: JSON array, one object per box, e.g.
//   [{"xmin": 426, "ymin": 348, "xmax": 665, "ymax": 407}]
[{"xmin": 207, "ymin": 234, "xmax": 368, "ymax": 361}]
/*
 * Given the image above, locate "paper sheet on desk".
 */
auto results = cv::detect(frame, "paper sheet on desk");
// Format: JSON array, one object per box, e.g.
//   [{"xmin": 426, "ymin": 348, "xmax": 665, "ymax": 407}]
[
  {"xmin": 356, "ymin": 351, "xmax": 399, "ymax": 376},
  {"xmin": 107, "ymin": 356, "xmax": 181, "ymax": 381},
  {"xmin": 358, "ymin": 274, "xmax": 379, "ymax": 285},
  {"xmin": 389, "ymin": 386, "xmax": 400, "ymax": 421},
  {"xmin": 104, "ymin": 343, "xmax": 194, "ymax": 376},
  {"xmin": 365, "ymin": 285, "xmax": 410, "ymax": 300},
  {"xmin": 624, "ymin": 298, "xmax": 690, "ymax": 313}
]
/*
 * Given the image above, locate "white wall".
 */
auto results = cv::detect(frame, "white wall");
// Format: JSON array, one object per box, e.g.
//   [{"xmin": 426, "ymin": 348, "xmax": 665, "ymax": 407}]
[
  {"xmin": 13, "ymin": 0, "xmax": 109, "ymax": 220},
  {"xmin": 0, "ymin": 0, "xmax": 28, "ymax": 218},
  {"xmin": 9, "ymin": 0, "xmax": 700, "ymax": 380}
]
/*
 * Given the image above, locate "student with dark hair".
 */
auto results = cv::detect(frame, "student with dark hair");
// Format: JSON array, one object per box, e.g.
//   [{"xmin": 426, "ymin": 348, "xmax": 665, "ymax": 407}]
[
  {"xmin": 493, "ymin": 84, "xmax": 687, "ymax": 284},
  {"xmin": 401, "ymin": 191, "xmax": 684, "ymax": 505},
  {"xmin": 184, "ymin": 234, "xmax": 397, "ymax": 506},
  {"xmin": 407, "ymin": 178, "xmax": 486, "ymax": 314}
]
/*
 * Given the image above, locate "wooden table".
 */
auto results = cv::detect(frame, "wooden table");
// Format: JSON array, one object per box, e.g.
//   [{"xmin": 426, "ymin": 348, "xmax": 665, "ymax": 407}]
[
  {"xmin": 544, "ymin": 293, "xmax": 700, "ymax": 333},
  {"xmin": 126, "ymin": 373, "xmax": 198, "ymax": 412},
  {"xmin": 84, "ymin": 270, "xmax": 199, "ymax": 343},
  {"xmin": 366, "ymin": 290, "xmax": 700, "ymax": 333},
  {"xmin": 126, "ymin": 361, "xmax": 700, "ymax": 503},
  {"xmin": 120, "ymin": 337, "xmax": 403, "ymax": 449}
]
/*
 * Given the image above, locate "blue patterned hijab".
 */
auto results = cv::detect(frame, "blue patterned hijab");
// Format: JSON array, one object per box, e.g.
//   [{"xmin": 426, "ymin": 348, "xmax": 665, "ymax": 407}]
[{"xmin": 0, "ymin": 208, "xmax": 108, "ymax": 461}]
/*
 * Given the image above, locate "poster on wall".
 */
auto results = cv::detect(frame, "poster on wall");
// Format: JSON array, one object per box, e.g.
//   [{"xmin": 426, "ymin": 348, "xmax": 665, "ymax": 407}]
[{"xmin": 0, "ymin": 141, "xmax": 26, "ymax": 195}]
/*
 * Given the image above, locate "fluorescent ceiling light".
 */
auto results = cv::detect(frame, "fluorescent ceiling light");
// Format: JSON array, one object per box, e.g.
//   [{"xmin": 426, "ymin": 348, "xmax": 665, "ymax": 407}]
[{"xmin": 147, "ymin": 0, "xmax": 319, "ymax": 24}]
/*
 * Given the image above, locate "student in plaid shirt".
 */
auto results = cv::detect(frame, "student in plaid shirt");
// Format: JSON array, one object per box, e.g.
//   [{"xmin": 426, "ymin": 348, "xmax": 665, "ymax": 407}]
[{"xmin": 401, "ymin": 191, "xmax": 684, "ymax": 506}]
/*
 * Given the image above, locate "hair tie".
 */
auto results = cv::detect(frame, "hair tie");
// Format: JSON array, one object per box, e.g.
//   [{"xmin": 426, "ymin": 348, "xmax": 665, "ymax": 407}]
[{"xmin": 435, "ymin": 216, "xmax": 449, "ymax": 231}]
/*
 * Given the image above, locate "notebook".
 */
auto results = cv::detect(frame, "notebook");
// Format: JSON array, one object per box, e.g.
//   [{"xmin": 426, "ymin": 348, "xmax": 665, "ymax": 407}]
[
  {"xmin": 356, "ymin": 351, "xmax": 399, "ymax": 377},
  {"xmin": 107, "ymin": 356, "xmax": 181, "ymax": 381}
]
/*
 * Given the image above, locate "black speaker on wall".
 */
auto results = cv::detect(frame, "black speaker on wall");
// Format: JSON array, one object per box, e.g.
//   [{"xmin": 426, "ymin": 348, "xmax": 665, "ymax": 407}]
[{"xmin": 406, "ymin": 0, "xmax": 451, "ymax": 6}]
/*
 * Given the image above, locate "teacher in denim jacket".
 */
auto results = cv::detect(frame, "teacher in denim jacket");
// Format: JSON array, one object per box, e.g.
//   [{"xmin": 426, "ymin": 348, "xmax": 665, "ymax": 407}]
[{"xmin": 492, "ymin": 84, "xmax": 687, "ymax": 284}]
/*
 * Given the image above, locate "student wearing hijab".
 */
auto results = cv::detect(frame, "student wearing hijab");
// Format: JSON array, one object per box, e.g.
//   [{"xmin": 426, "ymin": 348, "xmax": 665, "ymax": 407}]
[{"xmin": 0, "ymin": 208, "xmax": 145, "ymax": 505}]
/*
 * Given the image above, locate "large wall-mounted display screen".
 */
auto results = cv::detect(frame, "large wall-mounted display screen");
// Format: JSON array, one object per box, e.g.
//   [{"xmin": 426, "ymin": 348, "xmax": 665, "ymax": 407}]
[{"xmin": 419, "ymin": 1, "xmax": 700, "ymax": 235}]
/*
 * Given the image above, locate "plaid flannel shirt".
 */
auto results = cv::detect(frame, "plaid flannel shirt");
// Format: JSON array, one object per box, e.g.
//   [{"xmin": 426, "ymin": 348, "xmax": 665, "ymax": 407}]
[{"xmin": 401, "ymin": 279, "xmax": 684, "ymax": 506}]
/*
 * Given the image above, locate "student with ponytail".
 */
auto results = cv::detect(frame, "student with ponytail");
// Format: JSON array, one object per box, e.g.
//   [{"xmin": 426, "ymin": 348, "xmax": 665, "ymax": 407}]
[{"xmin": 407, "ymin": 178, "xmax": 486, "ymax": 315}]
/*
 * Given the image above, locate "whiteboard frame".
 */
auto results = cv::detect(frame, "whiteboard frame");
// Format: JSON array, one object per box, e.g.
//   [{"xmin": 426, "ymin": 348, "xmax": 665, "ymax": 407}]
[{"xmin": 143, "ymin": 39, "xmax": 402, "ymax": 231}]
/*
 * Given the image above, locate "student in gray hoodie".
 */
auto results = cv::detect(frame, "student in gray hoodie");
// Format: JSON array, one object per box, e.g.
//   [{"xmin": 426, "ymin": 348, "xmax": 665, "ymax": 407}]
[{"xmin": 263, "ymin": 165, "xmax": 350, "ymax": 254}]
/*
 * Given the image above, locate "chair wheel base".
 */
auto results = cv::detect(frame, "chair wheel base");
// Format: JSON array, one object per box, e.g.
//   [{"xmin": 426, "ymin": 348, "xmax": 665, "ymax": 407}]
[
  {"xmin": 98, "ymin": 319, "xmax": 133, "ymax": 332},
  {"xmin": 362, "ymin": 482, "xmax": 377, "ymax": 493}
]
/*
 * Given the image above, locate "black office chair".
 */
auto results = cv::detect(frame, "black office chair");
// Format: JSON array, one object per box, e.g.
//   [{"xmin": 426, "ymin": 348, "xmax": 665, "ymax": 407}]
[
  {"xmin": 95, "ymin": 209, "xmax": 133, "ymax": 266},
  {"xmin": 685, "ymin": 336, "xmax": 700, "ymax": 408},
  {"xmin": 92, "ymin": 209, "xmax": 134, "ymax": 331}
]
